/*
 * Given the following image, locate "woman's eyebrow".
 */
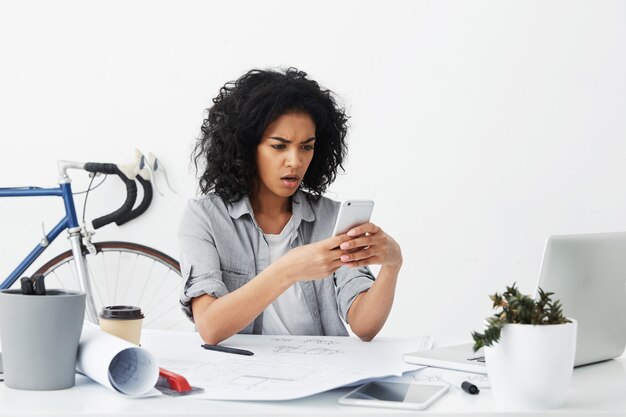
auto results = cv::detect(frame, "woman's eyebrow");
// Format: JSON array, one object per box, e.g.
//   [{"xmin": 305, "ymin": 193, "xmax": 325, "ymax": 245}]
[{"xmin": 269, "ymin": 136, "xmax": 316, "ymax": 144}]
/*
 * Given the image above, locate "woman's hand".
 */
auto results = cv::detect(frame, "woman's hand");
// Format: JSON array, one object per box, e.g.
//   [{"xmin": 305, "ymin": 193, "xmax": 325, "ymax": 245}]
[
  {"xmin": 274, "ymin": 234, "xmax": 352, "ymax": 283},
  {"xmin": 338, "ymin": 223, "xmax": 402, "ymax": 269}
]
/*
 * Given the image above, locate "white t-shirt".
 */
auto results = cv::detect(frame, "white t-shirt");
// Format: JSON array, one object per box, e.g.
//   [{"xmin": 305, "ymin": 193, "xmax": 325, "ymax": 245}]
[{"xmin": 261, "ymin": 216, "xmax": 317, "ymax": 335}]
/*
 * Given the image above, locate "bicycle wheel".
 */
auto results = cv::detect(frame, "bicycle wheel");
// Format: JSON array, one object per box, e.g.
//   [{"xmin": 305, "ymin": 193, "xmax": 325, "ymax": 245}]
[{"xmin": 35, "ymin": 241, "xmax": 194, "ymax": 331}]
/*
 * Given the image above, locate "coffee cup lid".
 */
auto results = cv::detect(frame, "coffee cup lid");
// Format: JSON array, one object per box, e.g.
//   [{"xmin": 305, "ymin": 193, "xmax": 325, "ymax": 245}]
[{"xmin": 100, "ymin": 305, "xmax": 144, "ymax": 320}]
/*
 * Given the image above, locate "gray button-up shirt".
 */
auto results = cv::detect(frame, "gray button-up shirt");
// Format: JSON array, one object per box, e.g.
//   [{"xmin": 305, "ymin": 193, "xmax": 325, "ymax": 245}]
[{"xmin": 178, "ymin": 190, "xmax": 375, "ymax": 336}]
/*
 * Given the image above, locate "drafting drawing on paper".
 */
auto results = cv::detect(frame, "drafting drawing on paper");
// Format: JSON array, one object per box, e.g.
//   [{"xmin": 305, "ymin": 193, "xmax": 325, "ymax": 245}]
[
  {"xmin": 109, "ymin": 350, "xmax": 139, "ymax": 384},
  {"xmin": 141, "ymin": 333, "xmax": 430, "ymax": 400},
  {"xmin": 270, "ymin": 337, "xmax": 345, "ymax": 355},
  {"xmin": 270, "ymin": 337, "xmax": 341, "ymax": 345},
  {"xmin": 273, "ymin": 345, "xmax": 343, "ymax": 355},
  {"xmin": 157, "ymin": 356, "xmax": 363, "ymax": 392},
  {"xmin": 231, "ymin": 375, "xmax": 296, "ymax": 388}
]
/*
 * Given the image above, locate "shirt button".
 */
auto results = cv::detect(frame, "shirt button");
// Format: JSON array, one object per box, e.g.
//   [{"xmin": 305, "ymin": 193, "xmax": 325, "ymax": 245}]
[{"xmin": 314, "ymin": 310, "xmax": 319, "ymax": 316}]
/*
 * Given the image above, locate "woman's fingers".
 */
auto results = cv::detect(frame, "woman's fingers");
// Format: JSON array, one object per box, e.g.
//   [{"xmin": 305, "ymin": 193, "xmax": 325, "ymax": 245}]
[
  {"xmin": 338, "ymin": 223, "xmax": 397, "ymax": 268},
  {"xmin": 305, "ymin": 224, "xmax": 394, "ymax": 271},
  {"xmin": 340, "ymin": 247, "xmax": 377, "ymax": 263},
  {"xmin": 340, "ymin": 236, "xmax": 375, "ymax": 250},
  {"xmin": 341, "ymin": 232, "xmax": 386, "ymax": 252},
  {"xmin": 330, "ymin": 259, "xmax": 345, "ymax": 271},
  {"xmin": 346, "ymin": 222, "xmax": 380, "ymax": 237},
  {"xmin": 344, "ymin": 256, "xmax": 382, "ymax": 268},
  {"xmin": 324, "ymin": 234, "xmax": 353, "ymax": 250}
]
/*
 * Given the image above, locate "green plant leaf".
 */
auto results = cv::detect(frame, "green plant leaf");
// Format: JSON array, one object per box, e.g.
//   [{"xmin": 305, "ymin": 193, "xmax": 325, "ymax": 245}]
[{"xmin": 471, "ymin": 283, "xmax": 570, "ymax": 348}]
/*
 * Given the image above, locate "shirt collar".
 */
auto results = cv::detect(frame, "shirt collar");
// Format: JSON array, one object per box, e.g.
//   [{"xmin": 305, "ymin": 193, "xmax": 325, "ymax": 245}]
[
  {"xmin": 227, "ymin": 195, "xmax": 254, "ymax": 220},
  {"xmin": 292, "ymin": 190, "xmax": 316, "ymax": 223},
  {"xmin": 227, "ymin": 190, "xmax": 316, "ymax": 223}
]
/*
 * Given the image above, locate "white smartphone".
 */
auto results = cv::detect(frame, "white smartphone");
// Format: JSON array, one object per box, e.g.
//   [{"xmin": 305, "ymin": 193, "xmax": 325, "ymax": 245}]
[
  {"xmin": 331, "ymin": 200, "xmax": 375, "ymax": 236},
  {"xmin": 338, "ymin": 381, "xmax": 449, "ymax": 410}
]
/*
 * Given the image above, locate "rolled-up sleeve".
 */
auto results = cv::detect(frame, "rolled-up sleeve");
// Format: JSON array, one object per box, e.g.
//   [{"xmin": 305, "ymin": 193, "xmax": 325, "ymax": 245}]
[
  {"xmin": 334, "ymin": 265, "xmax": 375, "ymax": 323},
  {"xmin": 178, "ymin": 200, "xmax": 228, "ymax": 322}
]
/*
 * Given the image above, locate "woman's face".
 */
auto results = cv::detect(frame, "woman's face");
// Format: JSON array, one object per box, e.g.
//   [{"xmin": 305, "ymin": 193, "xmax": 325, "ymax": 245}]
[{"xmin": 255, "ymin": 112, "xmax": 316, "ymax": 200}]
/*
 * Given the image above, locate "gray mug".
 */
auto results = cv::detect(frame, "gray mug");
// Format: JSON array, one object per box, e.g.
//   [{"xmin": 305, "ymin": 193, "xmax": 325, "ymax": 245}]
[{"xmin": 0, "ymin": 289, "xmax": 85, "ymax": 390}]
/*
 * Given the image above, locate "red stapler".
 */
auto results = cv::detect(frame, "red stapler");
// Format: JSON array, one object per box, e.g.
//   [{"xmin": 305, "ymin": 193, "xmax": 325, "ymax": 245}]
[{"xmin": 156, "ymin": 367, "xmax": 204, "ymax": 396}]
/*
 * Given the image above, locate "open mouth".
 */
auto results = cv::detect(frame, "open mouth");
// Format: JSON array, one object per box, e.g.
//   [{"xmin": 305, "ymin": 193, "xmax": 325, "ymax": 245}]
[{"xmin": 281, "ymin": 176, "xmax": 300, "ymax": 187}]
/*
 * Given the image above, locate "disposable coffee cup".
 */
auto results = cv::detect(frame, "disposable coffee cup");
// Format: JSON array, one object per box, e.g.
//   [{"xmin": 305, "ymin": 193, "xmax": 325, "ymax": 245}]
[
  {"xmin": 0, "ymin": 289, "xmax": 85, "ymax": 390},
  {"xmin": 99, "ymin": 306, "xmax": 144, "ymax": 345}
]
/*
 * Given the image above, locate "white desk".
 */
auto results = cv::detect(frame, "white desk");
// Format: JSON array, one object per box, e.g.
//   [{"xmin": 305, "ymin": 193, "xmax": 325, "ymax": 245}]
[{"xmin": 1, "ymin": 335, "xmax": 624, "ymax": 416}]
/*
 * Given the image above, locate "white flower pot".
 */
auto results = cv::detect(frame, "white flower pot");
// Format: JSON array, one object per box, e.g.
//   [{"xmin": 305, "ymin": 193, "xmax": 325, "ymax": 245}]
[{"xmin": 484, "ymin": 319, "xmax": 577, "ymax": 409}]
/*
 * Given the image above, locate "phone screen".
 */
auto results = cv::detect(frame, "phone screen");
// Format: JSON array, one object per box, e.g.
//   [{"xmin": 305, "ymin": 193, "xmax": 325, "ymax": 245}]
[{"xmin": 345, "ymin": 381, "xmax": 445, "ymax": 403}]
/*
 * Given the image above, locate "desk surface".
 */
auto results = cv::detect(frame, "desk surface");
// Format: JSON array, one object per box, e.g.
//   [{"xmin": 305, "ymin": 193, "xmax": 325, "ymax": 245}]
[{"xmin": 1, "ymin": 337, "xmax": 624, "ymax": 416}]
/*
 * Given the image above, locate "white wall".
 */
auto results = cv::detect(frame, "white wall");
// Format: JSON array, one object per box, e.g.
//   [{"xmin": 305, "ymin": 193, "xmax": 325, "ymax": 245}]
[{"xmin": 1, "ymin": 0, "xmax": 625, "ymax": 339}]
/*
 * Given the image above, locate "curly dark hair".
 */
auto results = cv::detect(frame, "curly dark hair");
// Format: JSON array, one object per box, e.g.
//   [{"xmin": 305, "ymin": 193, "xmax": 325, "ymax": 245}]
[{"xmin": 192, "ymin": 67, "xmax": 349, "ymax": 202}]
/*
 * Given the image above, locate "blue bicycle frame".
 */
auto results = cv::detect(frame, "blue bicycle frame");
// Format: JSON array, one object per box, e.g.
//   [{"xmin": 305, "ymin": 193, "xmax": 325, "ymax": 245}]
[
  {"xmin": 0, "ymin": 169, "xmax": 99, "ymax": 323},
  {"xmin": 0, "ymin": 183, "xmax": 79, "ymax": 289}
]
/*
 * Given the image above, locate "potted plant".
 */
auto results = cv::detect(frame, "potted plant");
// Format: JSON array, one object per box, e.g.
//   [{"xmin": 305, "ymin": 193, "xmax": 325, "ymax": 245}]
[{"xmin": 472, "ymin": 283, "xmax": 577, "ymax": 409}]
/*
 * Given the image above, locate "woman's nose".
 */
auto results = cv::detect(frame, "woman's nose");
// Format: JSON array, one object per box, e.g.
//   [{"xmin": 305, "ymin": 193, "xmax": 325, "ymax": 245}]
[{"xmin": 285, "ymin": 151, "xmax": 302, "ymax": 168}]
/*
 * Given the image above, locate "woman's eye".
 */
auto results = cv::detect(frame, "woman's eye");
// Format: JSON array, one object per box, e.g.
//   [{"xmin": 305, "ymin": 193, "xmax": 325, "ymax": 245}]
[
  {"xmin": 271, "ymin": 145, "xmax": 286, "ymax": 150},
  {"xmin": 302, "ymin": 145, "xmax": 314, "ymax": 151}
]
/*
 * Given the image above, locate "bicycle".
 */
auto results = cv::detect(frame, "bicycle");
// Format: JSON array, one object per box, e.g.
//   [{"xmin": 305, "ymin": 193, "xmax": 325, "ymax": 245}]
[{"xmin": 0, "ymin": 152, "xmax": 192, "ymax": 330}]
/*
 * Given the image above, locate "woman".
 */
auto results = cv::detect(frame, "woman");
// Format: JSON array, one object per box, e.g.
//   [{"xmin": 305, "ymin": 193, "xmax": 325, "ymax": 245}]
[{"xmin": 179, "ymin": 68, "xmax": 402, "ymax": 344}]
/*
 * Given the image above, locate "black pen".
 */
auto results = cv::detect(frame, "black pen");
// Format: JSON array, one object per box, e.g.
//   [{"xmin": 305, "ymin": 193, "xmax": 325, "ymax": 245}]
[
  {"xmin": 441, "ymin": 373, "xmax": 480, "ymax": 395},
  {"xmin": 201, "ymin": 344, "xmax": 254, "ymax": 356}
]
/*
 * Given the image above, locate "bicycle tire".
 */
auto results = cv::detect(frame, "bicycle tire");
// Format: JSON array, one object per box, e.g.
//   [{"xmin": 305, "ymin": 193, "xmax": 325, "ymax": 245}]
[{"xmin": 35, "ymin": 241, "xmax": 193, "ymax": 331}]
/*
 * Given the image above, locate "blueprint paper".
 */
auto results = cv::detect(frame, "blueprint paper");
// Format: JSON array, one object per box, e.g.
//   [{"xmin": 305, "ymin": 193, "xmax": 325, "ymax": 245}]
[
  {"xmin": 382, "ymin": 366, "xmax": 491, "ymax": 389},
  {"xmin": 140, "ymin": 329, "xmax": 432, "ymax": 401},
  {"xmin": 77, "ymin": 323, "xmax": 160, "ymax": 397}
]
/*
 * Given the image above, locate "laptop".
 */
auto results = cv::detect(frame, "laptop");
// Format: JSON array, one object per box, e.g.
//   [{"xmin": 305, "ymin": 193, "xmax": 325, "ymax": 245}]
[{"xmin": 404, "ymin": 231, "xmax": 626, "ymax": 373}]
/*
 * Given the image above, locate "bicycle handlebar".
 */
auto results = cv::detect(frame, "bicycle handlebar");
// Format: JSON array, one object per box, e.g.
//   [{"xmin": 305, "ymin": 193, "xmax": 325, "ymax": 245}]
[
  {"xmin": 84, "ymin": 162, "xmax": 138, "ymax": 229},
  {"xmin": 58, "ymin": 157, "xmax": 155, "ymax": 229},
  {"xmin": 115, "ymin": 176, "xmax": 153, "ymax": 226}
]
